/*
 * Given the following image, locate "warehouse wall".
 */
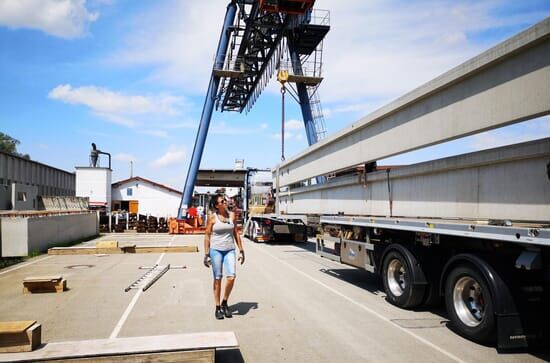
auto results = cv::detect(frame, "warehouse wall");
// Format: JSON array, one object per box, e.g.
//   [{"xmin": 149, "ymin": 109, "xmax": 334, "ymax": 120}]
[
  {"xmin": 112, "ymin": 180, "xmax": 181, "ymax": 218},
  {"xmin": 1, "ymin": 212, "xmax": 98, "ymax": 257},
  {"xmin": 0, "ymin": 151, "xmax": 75, "ymax": 198}
]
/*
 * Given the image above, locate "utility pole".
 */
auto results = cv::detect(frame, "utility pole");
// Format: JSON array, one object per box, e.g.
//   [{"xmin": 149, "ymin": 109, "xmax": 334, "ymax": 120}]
[{"xmin": 130, "ymin": 161, "xmax": 133, "ymax": 178}]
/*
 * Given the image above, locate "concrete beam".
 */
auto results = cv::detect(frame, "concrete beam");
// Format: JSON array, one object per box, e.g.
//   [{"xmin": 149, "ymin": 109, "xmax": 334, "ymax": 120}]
[
  {"xmin": 277, "ymin": 138, "xmax": 550, "ymax": 222},
  {"xmin": 275, "ymin": 18, "xmax": 550, "ymax": 187}
]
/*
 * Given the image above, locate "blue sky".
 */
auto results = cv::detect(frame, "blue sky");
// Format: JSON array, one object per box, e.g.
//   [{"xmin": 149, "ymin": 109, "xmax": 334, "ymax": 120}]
[{"xmin": 1, "ymin": 0, "xmax": 549, "ymax": 190}]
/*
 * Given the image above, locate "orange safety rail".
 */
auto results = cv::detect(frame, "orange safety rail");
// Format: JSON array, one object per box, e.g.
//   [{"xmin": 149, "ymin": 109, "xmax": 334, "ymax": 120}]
[
  {"xmin": 169, "ymin": 218, "xmax": 242, "ymax": 235},
  {"xmin": 169, "ymin": 218, "xmax": 204, "ymax": 234}
]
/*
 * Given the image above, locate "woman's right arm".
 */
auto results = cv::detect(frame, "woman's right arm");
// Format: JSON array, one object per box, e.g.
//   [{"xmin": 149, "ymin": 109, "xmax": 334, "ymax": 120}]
[
  {"xmin": 203, "ymin": 215, "xmax": 215, "ymax": 267},
  {"xmin": 204, "ymin": 214, "xmax": 215, "ymax": 255}
]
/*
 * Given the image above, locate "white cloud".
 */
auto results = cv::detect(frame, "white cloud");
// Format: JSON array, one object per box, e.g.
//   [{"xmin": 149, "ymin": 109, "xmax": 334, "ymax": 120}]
[
  {"xmin": 139, "ymin": 130, "xmax": 169, "ymax": 138},
  {"xmin": 469, "ymin": 116, "xmax": 550, "ymax": 151},
  {"xmin": 49, "ymin": 84, "xmax": 179, "ymax": 115},
  {"xmin": 272, "ymin": 130, "xmax": 306, "ymax": 141},
  {"xmin": 285, "ymin": 119, "xmax": 303, "ymax": 131},
  {"xmin": 211, "ymin": 121, "xmax": 265, "ymax": 136},
  {"xmin": 114, "ymin": 153, "xmax": 136, "ymax": 162},
  {"xmin": 151, "ymin": 146, "xmax": 186, "ymax": 168},
  {"xmin": 163, "ymin": 121, "xmax": 198, "ymax": 129},
  {"xmin": 48, "ymin": 84, "xmax": 187, "ymax": 128},
  {"xmin": 107, "ymin": 1, "xmax": 224, "ymax": 91},
  {"xmin": 0, "ymin": 0, "xmax": 99, "ymax": 38}
]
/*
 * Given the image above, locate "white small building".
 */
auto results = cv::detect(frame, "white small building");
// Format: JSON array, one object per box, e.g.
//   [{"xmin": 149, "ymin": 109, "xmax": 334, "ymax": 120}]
[
  {"xmin": 111, "ymin": 176, "xmax": 181, "ymax": 218},
  {"xmin": 75, "ymin": 166, "xmax": 112, "ymax": 210}
]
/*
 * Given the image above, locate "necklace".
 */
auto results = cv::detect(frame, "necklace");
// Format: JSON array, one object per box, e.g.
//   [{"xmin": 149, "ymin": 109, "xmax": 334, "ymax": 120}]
[{"xmin": 218, "ymin": 213, "xmax": 230, "ymax": 224}]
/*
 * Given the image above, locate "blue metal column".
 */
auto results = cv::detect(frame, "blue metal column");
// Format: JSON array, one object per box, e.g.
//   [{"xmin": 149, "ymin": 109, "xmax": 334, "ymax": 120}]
[
  {"xmin": 287, "ymin": 38, "xmax": 318, "ymax": 146},
  {"xmin": 288, "ymin": 34, "xmax": 324, "ymax": 184},
  {"xmin": 178, "ymin": 1, "xmax": 237, "ymax": 218}
]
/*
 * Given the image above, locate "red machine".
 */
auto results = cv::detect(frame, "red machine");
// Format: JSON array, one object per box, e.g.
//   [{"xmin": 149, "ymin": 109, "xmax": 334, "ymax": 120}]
[{"xmin": 259, "ymin": 0, "xmax": 314, "ymax": 15}]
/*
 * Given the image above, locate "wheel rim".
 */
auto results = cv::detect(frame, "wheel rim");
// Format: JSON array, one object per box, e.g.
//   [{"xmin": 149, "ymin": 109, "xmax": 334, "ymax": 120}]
[
  {"xmin": 453, "ymin": 276, "xmax": 485, "ymax": 327},
  {"xmin": 387, "ymin": 258, "xmax": 406, "ymax": 297}
]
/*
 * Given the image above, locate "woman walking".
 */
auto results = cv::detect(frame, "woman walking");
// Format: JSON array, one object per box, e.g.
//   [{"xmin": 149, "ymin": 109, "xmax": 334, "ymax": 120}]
[{"xmin": 203, "ymin": 194, "xmax": 245, "ymax": 319}]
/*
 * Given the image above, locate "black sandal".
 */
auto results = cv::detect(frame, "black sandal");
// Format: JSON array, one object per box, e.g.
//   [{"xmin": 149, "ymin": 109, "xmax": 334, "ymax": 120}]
[
  {"xmin": 215, "ymin": 306, "xmax": 224, "ymax": 320},
  {"xmin": 221, "ymin": 301, "xmax": 233, "ymax": 318}
]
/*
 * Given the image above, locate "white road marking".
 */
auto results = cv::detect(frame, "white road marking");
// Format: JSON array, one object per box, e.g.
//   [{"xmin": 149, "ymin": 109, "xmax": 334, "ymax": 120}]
[
  {"xmin": 109, "ymin": 253, "xmax": 166, "ymax": 339},
  {"xmin": 0, "ymin": 255, "xmax": 53, "ymax": 276},
  {"xmin": 248, "ymin": 242, "xmax": 465, "ymax": 363}
]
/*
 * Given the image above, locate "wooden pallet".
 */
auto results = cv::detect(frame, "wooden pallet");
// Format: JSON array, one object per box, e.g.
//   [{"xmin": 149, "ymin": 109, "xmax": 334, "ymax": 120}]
[
  {"xmin": 23, "ymin": 275, "xmax": 66, "ymax": 294},
  {"xmin": 0, "ymin": 321, "xmax": 41, "ymax": 353}
]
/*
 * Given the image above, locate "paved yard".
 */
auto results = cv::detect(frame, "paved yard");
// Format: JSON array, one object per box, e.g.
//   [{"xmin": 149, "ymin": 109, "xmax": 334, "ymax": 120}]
[{"xmin": 0, "ymin": 233, "xmax": 548, "ymax": 362}]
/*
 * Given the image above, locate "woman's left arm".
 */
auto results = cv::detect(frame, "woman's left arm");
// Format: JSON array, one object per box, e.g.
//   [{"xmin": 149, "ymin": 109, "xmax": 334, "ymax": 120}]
[
  {"xmin": 231, "ymin": 213, "xmax": 245, "ymax": 264},
  {"xmin": 231, "ymin": 212, "xmax": 244, "ymax": 252}
]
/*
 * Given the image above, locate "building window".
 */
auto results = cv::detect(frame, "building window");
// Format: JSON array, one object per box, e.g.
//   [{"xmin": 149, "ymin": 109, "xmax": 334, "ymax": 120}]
[
  {"xmin": 127, "ymin": 187, "xmax": 133, "ymax": 196},
  {"xmin": 17, "ymin": 192, "xmax": 27, "ymax": 202}
]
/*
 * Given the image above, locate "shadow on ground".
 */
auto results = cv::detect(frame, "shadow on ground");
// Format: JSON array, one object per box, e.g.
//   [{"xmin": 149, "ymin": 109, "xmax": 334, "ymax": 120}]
[
  {"xmin": 216, "ymin": 347, "xmax": 245, "ymax": 362},
  {"xmin": 230, "ymin": 302, "xmax": 258, "ymax": 316}
]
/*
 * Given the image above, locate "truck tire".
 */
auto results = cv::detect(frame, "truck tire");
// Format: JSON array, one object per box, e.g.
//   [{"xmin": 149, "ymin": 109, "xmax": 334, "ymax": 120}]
[
  {"xmin": 382, "ymin": 250, "xmax": 425, "ymax": 308},
  {"xmin": 444, "ymin": 264, "xmax": 496, "ymax": 344}
]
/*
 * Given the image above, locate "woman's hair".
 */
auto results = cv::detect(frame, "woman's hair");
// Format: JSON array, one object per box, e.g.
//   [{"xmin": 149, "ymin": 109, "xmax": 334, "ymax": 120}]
[{"xmin": 208, "ymin": 193, "xmax": 225, "ymax": 211}]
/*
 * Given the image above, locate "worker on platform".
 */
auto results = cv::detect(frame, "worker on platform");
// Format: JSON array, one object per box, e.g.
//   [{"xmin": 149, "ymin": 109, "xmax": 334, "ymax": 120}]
[
  {"xmin": 203, "ymin": 194, "xmax": 245, "ymax": 319},
  {"xmin": 187, "ymin": 204, "xmax": 198, "ymax": 228}
]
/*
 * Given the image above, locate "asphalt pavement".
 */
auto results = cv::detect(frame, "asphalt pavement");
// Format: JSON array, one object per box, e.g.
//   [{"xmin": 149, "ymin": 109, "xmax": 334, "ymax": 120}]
[{"xmin": 0, "ymin": 233, "xmax": 548, "ymax": 362}]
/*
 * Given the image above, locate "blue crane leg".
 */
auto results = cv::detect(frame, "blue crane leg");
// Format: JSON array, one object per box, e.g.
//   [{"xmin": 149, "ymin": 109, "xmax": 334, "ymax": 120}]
[
  {"xmin": 177, "ymin": 1, "xmax": 237, "ymax": 218},
  {"xmin": 288, "ymin": 36, "xmax": 324, "ymax": 184},
  {"xmin": 288, "ymin": 40, "xmax": 318, "ymax": 146}
]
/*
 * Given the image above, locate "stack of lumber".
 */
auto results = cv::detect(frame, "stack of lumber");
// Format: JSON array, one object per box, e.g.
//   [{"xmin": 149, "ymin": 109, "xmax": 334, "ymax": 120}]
[
  {"xmin": 22, "ymin": 276, "xmax": 66, "ymax": 294},
  {"xmin": 0, "ymin": 321, "xmax": 41, "ymax": 353}
]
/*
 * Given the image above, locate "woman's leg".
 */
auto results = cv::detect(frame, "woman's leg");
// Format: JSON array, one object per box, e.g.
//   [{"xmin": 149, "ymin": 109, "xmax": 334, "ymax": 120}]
[
  {"xmin": 210, "ymin": 250, "xmax": 223, "ymax": 306},
  {"xmin": 222, "ymin": 249, "xmax": 236, "ymax": 301},
  {"xmin": 213, "ymin": 279, "xmax": 222, "ymax": 306}
]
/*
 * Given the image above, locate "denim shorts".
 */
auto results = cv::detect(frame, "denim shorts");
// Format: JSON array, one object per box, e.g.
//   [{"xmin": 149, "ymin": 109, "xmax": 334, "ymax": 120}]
[{"xmin": 210, "ymin": 249, "xmax": 236, "ymax": 279}]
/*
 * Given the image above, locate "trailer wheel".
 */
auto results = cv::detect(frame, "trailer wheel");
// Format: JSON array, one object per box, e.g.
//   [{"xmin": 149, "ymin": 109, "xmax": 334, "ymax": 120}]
[
  {"xmin": 445, "ymin": 265, "xmax": 496, "ymax": 343},
  {"xmin": 382, "ymin": 250, "xmax": 425, "ymax": 308}
]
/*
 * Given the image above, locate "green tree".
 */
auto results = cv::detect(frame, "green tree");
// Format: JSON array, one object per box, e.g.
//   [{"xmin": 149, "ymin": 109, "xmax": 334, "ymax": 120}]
[{"xmin": 0, "ymin": 132, "xmax": 30, "ymax": 159}]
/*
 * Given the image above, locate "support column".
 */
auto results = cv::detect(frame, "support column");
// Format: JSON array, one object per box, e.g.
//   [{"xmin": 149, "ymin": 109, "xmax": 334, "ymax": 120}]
[{"xmin": 178, "ymin": 1, "xmax": 238, "ymax": 218}]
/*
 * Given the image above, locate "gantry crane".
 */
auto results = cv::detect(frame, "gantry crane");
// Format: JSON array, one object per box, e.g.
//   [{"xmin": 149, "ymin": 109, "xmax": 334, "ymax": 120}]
[{"xmin": 177, "ymin": 0, "xmax": 330, "ymax": 217}]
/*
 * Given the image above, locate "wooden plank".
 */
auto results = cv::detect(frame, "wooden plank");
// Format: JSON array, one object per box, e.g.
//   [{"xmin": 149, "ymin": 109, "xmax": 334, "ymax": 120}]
[
  {"xmin": 48, "ymin": 245, "xmax": 197, "ymax": 255},
  {"xmin": 46, "ymin": 349, "xmax": 214, "ymax": 362},
  {"xmin": 23, "ymin": 275, "xmax": 62, "ymax": 283},
  {"xmin": 0, "ymin": 322, "xmax": 41, "ymax": 353},
  {"xmin": 95, "ymin": 240, "xmax": 119, "ymax": 248},
  {"xmin": 134, "ymin": 246, "xmax": 199, "ymax": 253},
  {"xmin": 0, "ymin": 332, "xmax": 237, "ymax": 362},
  {"xmin": 0, "ymin": 321, "xmax": 36, "ymax": 334},
  {"xmin": 48, "ymin": 247, "xmax": 125, "ymax": 255}
]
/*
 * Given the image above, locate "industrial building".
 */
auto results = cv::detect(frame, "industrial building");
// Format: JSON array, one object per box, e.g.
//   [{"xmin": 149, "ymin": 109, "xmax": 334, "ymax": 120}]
[
  {"xmin": 0, "ymin": 151, "xmax": 96, "ymax": 257},
  {"xmin": 0, "ymin": 151, "xmax": 75, "ymax": 210}
]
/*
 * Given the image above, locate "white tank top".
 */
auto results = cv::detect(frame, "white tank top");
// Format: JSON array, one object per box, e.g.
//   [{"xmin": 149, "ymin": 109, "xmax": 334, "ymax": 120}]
[{"xmin": 210, "ymin": 213, "xmax": 235, "ymax": 251}]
